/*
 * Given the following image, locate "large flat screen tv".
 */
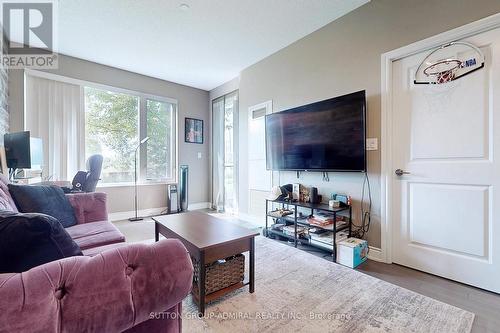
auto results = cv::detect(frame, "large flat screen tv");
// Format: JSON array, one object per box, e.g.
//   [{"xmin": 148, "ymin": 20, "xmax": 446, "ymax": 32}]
[{"xmin": 265, "ymin": 90, "xmax": 366, "ymax": 172}]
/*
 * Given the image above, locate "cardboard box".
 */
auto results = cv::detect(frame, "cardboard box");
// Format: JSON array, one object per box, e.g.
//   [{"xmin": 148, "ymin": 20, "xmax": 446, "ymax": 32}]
[{"xmin": 337, "ymin": 238, "xmax": 368, "ymax": 268}]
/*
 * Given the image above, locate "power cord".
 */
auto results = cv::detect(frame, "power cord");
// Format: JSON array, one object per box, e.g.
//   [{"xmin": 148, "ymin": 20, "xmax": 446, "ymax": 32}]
[
  {"xmin": 322, "ymin": 172, "xmax": 330, "ymax": 182},
  {"xmin": 352, "ymin": 172, "xmax": 372, "ymax": 239}
]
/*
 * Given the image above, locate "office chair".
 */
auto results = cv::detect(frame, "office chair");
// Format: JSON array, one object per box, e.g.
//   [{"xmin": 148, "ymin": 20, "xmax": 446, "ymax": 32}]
[
  {"xmin": 63, "ymin": 154, "xmax": 103, "ymax": 193},
  {"xmin": 82, "ymin": 154, "xmax": 103, "ymax": 192}
]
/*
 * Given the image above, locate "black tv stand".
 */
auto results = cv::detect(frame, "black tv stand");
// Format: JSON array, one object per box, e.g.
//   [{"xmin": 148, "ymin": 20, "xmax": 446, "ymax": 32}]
[{"xmin": 265, "ymin": 199, "xmax": 352, "ymax": 262}]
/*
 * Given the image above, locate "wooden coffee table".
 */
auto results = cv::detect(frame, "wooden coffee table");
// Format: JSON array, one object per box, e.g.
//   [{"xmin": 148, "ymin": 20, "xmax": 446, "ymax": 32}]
[{"xmin": 153, "ymin": 211, "xmax": 259, "ymax": 316}]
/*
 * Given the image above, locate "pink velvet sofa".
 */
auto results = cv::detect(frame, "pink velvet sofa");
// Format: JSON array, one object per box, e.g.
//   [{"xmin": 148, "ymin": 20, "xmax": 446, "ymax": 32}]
[{"xmin": 0, "ymin": 179, "xmax": 193, "ymax": 333}]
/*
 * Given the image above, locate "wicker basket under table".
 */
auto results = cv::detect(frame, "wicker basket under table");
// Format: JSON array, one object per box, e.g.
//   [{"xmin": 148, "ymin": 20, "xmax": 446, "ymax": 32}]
[{"xmin": 192, "ymin": 254, "xmax": 245, "ymax": 296}]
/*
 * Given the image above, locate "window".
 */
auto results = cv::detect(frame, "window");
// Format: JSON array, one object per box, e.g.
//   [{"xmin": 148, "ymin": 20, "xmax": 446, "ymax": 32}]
[
  {"xmin": 84, "ymin": 87, "xmax": 177, "ymax": 184},
  {"xmin": 24, "ymin": 71, "xmax": 177, "ymax": 185},
  {"xmin": 85, "ymin": 87, "xmax": 139, "ymax": 183},
  {"xmin": 146, "ymin": 99, "xmax": 175, "ymax": 180}
]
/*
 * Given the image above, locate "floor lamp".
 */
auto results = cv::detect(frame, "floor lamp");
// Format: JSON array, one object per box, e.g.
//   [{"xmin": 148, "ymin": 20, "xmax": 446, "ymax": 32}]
[{"xmin": 129, "ymin": 137, "xmax": 150, "ymax": 222}]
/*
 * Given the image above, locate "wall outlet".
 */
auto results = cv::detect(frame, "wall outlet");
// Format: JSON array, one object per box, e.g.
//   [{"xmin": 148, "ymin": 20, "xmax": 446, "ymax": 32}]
[{"xmin": 366, "ymin": 138, "xmax": 378, "ymax": 151}]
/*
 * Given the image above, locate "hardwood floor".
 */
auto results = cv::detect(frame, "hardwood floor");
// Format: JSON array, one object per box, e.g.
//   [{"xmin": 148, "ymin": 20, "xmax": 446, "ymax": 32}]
[{"xmin": 357, "ymin": 260, "xmax": 500, "ymax": 333}]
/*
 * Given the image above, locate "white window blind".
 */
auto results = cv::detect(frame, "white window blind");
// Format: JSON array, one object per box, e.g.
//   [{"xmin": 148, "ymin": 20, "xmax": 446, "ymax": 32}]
[{"xmin": 25, "ymin": 74, "xmax": 83, "ymax": 180}]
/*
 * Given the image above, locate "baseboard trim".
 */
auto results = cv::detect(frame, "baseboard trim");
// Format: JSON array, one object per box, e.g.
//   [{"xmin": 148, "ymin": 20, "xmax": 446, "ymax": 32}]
[
  {"xmin": 108, "ymin": 202, "xmax": 211, "ymax": 221},
  {"xmin": 367, "ymin": 246, "xmax": 383, "ymax": 262},
  {"xmin": 188, "ymin": 202, "xmax": 211, "ymax": 210},
  {"xmin": 109, "ymin": 207, "xmax": 167, "ymax": 221}
]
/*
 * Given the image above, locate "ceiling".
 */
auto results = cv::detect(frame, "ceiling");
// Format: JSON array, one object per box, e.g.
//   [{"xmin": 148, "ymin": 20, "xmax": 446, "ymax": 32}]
[{"xmin": 55, "ymin": 0, "xmax": 368, "ymax": 90}]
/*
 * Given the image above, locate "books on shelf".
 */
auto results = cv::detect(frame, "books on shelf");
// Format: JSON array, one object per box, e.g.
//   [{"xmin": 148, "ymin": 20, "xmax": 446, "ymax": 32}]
[
  {"xmin": 282, "ymin": 225, "xmax": 307, "ymax": 237},
  {"xmin": 309, "ymin": 211, "xmax": 333, "ymax": 223},
  {"xmin": 307, "ymin": 217, "xmax": 332, "ymax": 227},
  {"xmin": 266, "ymin": 199, "xmax": 352, "ymax": 256},
  {"xmin": 270, "ymin": 222, "xmax": 285, "ymax": 231},
  {"xmin": 308, "ymin": 227, "xmax": 329, "ymax": 235},
  {"xmin": 307, "ymin": 211, "xmax": 347, "ymax": 227},
  {"xmin": 309, "ymin": 230, "xmax": 349, "ymax": 247},
  {"xmin": 307, "ymin": 219, "xmax": 348, "ymax": 231},
  {"xmin": 268, "ymin": 209, "xmax": 294, "ymax": 218}
]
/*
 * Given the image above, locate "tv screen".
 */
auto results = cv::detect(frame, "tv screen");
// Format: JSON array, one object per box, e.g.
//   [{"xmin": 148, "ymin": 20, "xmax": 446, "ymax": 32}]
[{"xmin": 265, "ymin": 91, "xmax": 366, "ymax": 172}]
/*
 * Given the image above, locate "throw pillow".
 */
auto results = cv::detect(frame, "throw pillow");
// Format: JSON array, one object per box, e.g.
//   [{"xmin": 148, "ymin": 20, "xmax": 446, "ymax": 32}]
[
  {"xmin": 8, "ymin": 184, "xmax": 77, "ymax": 227},
  {"xmin": 0, "ymin": 211, "xmax": 83, "ymax": 273}
]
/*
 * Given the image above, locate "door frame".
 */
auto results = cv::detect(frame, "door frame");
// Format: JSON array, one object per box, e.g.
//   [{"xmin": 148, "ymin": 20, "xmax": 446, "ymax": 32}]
[
  {"xmin": 246, "ymin": 100, "xmax": 273, "ymax": 222},
  {"xmin": 380, "ymin": 13, "xmax": 500, "ymax": 264}
]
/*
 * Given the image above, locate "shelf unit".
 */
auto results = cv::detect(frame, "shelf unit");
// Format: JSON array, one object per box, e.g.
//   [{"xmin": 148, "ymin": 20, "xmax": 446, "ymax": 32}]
[{"xmin": 265, "ymin": 199, "xmax": 352, "ymax": 262}]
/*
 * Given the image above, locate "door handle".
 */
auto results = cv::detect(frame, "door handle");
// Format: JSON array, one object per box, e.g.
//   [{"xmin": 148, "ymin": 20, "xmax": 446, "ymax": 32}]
[{"xmin": 395, "ymin": 169, "xmax": 410, "ymax": 176}]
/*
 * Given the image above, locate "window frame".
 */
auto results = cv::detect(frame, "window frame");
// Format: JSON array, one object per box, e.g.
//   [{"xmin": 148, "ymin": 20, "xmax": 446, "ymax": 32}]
[
  {"xmin": 141, "ymin": 95, "xmax": 178, "ymax": 184},
  {"xmin": 24, "ymin": 69, "xmax": 178, "ymax": 187}
]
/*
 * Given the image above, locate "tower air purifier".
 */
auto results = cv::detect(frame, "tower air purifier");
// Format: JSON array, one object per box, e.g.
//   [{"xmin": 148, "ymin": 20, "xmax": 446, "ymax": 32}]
[
  {"xmin": 179, "ymin": 165, "xmax": 189, "ymax": 211},
  {"xmin": 167, "ymin": 184, "xmax": 178, "ymax": 213}
]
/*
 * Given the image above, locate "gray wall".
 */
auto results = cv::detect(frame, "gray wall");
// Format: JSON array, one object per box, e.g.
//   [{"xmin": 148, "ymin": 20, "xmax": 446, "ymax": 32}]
[
  {"xmin": 8, "ymin": 54, "xmax": 210, "ymax": 213},
  {"xmin": 223, "ymin": 0, "xmax": 500, "ymax": 248}
]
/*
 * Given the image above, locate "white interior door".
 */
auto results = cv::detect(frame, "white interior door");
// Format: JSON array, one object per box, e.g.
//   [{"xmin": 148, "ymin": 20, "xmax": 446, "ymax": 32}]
[{"xmin": 391, "ymin": 28, "xmax": 500, "ymax": 293}]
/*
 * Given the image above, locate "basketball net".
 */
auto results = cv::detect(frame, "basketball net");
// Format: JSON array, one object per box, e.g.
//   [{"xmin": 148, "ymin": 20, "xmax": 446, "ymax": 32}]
[
  {"xmin": 413, "ymin": 41, "xmax": 484, "ymax": 113},
  {"xmin": 420, "ymin": 76, "xmax": 460, "ymax": 114},
  {"xmin": 436, "ymin": 69, "xmax": 456, "ymax": 84},
  {"xmin": 417, "ymin": 60, "xmax": 461, "ymax": 113}
]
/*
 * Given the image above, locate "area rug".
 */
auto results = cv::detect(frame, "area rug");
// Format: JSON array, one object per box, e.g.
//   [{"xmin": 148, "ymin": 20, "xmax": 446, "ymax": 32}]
[{"xmin": 182, "ymin": 236, "xmax": 474, "ymax": 333}]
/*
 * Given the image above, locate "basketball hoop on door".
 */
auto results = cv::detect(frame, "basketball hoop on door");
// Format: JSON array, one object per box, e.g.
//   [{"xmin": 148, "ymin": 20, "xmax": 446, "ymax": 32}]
[{"xmin": 414, "ymin": 41, "xmax": 485, "ymax": 85}]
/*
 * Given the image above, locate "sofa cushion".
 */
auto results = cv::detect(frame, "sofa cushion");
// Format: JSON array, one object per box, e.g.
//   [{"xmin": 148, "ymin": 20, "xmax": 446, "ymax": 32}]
[
  {"xmin": 82, "ymin": 242, "xmax": 130, "ymax": 256},
  {"xmin": 0, "ymin": 212, "xmax": 83, "ymax": 273},
  {"xmin": 66, "ymin": 221, "xmax": 125, "ymax": 250},
  {"xmin": 8, "ymin": 184, "xmax": 77, "ymax": 227},
  {"xmin": 66, "ymin": 192, "xmax": 108, "ymax": 224}
]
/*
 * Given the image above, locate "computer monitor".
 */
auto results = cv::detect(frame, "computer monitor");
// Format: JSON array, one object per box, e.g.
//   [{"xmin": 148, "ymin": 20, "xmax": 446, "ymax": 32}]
[
  {"xmin": 4, "ymin": 131, "xmax": 31, "ymax": 169},
  {"xmin": 29, "ymin": 137, "xmax": 44, "ymax": 170}
]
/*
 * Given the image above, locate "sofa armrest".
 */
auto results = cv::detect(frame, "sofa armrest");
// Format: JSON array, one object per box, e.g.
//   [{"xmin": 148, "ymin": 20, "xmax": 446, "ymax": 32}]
[
  {"xmin": 66, "ymin": 192, "xmax": 108, "ymax": 224},
  {"xmin": 0, "ymin": 239, "xmax": 193, "ymax": 333}
]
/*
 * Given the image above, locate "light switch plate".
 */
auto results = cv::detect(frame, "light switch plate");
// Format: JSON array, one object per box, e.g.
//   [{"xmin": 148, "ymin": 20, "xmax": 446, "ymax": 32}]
[
  {"xmin": 366, "ymin": 138, "xmax": 378, "ymax": 151},
  {"xmin": 197, "ymin": 152, "xmax": 202, "ymax": 159}
]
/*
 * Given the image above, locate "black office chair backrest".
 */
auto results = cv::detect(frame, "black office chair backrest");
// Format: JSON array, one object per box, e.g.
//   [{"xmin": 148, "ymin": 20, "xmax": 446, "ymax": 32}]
[{"xmin": 82, "ymin": 154, "xmax": 103, "ymax": 192}]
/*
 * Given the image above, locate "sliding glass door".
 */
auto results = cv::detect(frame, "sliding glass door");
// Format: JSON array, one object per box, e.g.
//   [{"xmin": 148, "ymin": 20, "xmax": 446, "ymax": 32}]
[{"xmin": 212, "ymin": 91, "xmax": 238, "ymax": 213}]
